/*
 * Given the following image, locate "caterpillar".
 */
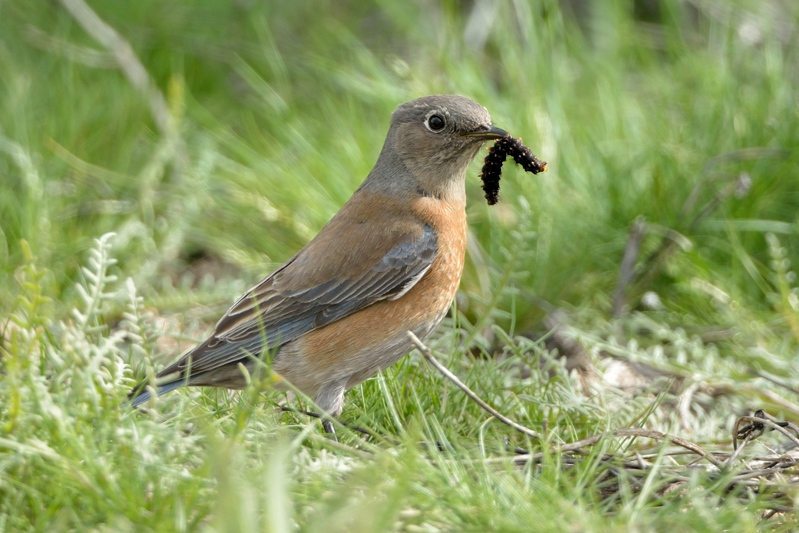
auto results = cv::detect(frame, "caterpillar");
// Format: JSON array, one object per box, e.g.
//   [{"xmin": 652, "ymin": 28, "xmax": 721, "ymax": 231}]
[{"xmin": 480, "ymin": 135, "xmax": 547, "ymax": 205}]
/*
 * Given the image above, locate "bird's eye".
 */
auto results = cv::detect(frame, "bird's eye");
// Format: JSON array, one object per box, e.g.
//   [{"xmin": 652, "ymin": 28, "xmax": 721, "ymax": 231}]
[{"xmin": 426, "ymin": 114, "xmax": 446, "ymax": 132}]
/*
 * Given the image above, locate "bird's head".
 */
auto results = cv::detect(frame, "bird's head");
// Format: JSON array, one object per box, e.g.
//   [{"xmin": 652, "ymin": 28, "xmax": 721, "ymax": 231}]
[{"xmin": 366, "ymin": 95, "xmax": 507, "ymax": 201}]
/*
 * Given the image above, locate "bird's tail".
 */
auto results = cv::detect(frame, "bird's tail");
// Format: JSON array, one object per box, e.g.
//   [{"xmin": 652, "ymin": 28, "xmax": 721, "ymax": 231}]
[{"xmin": 129, "ymin": 379, "xmax": 185, "ymax": 408}]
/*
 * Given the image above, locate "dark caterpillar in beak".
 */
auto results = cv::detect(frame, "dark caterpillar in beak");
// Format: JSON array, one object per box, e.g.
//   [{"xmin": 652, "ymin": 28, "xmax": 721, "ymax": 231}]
[{"xmin": 480, "ymin": 135, "xmax": 547, "ymax": 205}]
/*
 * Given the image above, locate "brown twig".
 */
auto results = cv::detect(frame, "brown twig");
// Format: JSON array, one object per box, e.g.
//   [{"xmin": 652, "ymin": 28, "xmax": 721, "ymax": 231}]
[
  {"xmin": 557, "ymin": 428, "xmax": 724, "ymax": 467},
  {"xmin": 408, "ymin": 331, "xmax": 540, "ymax": 440},
  {"xmin": 733, "ymin": 411, "xmax": 799, "ymax": 451}
]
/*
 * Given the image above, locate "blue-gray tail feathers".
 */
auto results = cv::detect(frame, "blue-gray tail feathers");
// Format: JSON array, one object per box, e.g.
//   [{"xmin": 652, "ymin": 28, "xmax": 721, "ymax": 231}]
[{"xmin": 129, "ymin": 380, "xmax": 186, "ymax": 407}]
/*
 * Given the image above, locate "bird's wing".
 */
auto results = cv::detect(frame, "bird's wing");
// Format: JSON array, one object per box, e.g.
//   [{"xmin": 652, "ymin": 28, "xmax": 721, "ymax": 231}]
[{"xmin": 158, "ymin": 221, "xmax": 437, "ymax": 378}]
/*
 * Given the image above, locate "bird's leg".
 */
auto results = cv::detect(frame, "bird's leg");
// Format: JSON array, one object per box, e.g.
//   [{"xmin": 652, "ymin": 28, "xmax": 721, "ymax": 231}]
[
  {"xmin": 315, "ymin": 380, "xmax": 346, "ymax": 440},
  {"xmin": 322, "ymin": 419, "xmax": 336, "ymax": 438}
]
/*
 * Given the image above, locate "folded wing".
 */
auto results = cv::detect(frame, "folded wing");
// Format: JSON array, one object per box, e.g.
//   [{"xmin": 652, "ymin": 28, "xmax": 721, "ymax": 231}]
[{"xmin": 152, "ymin": 224, "xmax": 437, "ymax": 382}]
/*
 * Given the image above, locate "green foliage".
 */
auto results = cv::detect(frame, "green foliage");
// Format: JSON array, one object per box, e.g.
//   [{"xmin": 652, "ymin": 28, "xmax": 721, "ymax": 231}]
[{"xmin": 2, "ymin": 0, "xmax": 799, "ymax": 530}]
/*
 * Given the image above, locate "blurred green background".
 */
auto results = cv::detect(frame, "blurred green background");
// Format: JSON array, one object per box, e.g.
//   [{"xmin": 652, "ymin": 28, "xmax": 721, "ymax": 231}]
[
  {"xmin": 2, "ymin": 1, "xmax": 799, "ymax": 530},
  {"xmin": 2, "ymin": 0, "xmax": 796, "ymax": 336}
]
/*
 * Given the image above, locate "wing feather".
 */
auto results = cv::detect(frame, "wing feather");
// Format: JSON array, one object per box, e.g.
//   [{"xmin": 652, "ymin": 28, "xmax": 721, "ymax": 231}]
[{"xmin": 158, "ymin": 224, "xmax": 438, "ymax": 378}]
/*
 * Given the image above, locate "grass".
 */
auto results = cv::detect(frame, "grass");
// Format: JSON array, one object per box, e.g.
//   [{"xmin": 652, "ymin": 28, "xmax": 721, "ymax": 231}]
[{"xmin": 2, "ymin": 0, "xmax": 799, "ymax": 531}]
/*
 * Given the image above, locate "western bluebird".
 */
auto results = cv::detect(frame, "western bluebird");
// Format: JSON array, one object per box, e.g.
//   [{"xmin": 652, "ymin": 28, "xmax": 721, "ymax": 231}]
[{"xmin": 130, "ymin": 94, "xmax": 508, "ymax": 431}]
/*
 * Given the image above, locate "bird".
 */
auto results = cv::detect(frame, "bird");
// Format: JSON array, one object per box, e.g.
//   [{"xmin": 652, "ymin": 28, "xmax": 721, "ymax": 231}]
[{"xmin": 129, "ymin": 94, "xmax": 508, "ymax": 433}]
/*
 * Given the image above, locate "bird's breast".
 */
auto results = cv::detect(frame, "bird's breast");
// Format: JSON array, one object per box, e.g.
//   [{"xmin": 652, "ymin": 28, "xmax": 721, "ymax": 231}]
[{"xmin": 404, "ymin": 195, "xmax": 468, "ymax": 320}]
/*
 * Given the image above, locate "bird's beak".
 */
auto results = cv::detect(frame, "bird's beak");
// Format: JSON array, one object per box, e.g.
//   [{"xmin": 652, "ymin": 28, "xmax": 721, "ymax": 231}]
[{"xmin": 461, "ymin": 124, "xmax": 508, "ymax": 140}]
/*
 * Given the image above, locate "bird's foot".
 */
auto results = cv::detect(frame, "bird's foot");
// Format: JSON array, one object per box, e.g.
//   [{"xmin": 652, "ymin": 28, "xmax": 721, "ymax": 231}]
[{"xmin": 322, "ymin": 419, "xmax": 337, "ymax": 441}]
